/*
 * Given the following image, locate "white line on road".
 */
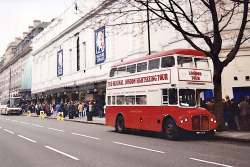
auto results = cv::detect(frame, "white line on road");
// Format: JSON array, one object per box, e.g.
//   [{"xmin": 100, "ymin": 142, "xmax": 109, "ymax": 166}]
[
  {"xmin": 45, "ymin": 146, "xmax": 79, "ymax": 160},
  {"xmin": 72, "ymin": 133, "xmax": 100, "ymax": 140},
  {"xmin": 190, "ymin": 158, "xmax": 234, "ymax": 167},
  {"xmin": 31, "ymin": 124, "xmax": 43, "ymax": 128},
  {"xmin": 4, "ymin": 129, "xmax": 14, "ymax": 134},
  {"xmin": 20, "ymin": 122, "xmax": 30, "ymax": 125},
  {"xmin": 47, "ymin": 127, "xmax": 65, "ymax": 132},
  {"xmin": 11, "ymin": 120, "xmax": 18, "ymax": 122},
  {"xmin": 113, "ymin": 141, "xmax": 165, "ymax": 154},
  {"xmin": 5, "ymin": 119, "xmax": 10, "ymax": 121},
  {"xmin": 0, "ymin": 127, "xmax": 2, "ymax": 129},
  {"xmin": 18, "ymin": 135, "xmax": 36, "ymax": 143}
]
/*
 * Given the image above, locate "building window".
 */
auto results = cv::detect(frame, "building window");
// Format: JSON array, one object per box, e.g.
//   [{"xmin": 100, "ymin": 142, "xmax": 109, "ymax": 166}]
[
  {"xmin": 246, "ymin": 76, "xmax": 249, "ymax": 81},
  {"xmin": 234, "ymin": 77, "xmax": 238, "ymax": 81},
  {"xmin": 77, "ymin": 37, "xmax": 80, "ymax": 71}
]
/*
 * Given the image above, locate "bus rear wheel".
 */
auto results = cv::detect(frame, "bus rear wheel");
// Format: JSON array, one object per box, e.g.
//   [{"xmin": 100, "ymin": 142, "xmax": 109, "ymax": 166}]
[
  {"xmin": 115, "ymin": 115, "xmax": 125, "ymax": 133},
  {"xmin": 164, "ymin": 119, "xmax": 179, "ymax": 140}
]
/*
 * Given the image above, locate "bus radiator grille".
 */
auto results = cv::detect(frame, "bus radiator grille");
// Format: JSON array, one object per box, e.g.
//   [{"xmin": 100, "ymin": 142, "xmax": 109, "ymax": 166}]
[{"xmin": 192, "ymin": 115, "xmax": 209, "ymax": 131}]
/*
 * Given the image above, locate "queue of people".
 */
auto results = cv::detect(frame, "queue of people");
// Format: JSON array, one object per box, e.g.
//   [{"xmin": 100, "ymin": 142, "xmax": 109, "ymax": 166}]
[
  {"xmin": 21, "ymin": 100, "xmax": 105, "ymax": 119},
  {"xmin": 200, "ymin": 95, "xmax": 250, "ymax": 131}
]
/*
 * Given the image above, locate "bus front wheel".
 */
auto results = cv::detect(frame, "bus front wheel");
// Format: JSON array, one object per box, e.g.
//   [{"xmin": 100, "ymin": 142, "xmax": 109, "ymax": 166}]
[
  {"xmin": 164, "ymin": 119, "xmax": 179, "ymax": 140},
  {"xmin": 115, "ymin": 115, "xmax": 125, "ymax": 133}
]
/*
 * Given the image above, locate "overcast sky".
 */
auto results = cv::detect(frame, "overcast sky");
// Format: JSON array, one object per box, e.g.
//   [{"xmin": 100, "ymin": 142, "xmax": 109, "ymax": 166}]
[{"xmin": 0, "ymin": 0, "xmax": 73, "ymax": 57}]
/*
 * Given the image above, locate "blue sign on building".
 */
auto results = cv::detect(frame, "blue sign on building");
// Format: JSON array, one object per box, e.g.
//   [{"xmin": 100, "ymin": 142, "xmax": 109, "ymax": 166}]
[
  {"xmin": 57, "ymin": 50, "xmax": 63, "ymax": 76},
  {"xmin": 95, "ymin": 27, "xmax": 106, "ymax": 64}
]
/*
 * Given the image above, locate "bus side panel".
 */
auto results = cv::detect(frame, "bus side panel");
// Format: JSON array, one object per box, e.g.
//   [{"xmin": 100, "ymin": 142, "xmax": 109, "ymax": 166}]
[
  {"xmin": 105, "ymin": 106, "xmax": 117, "ymax": 127},
  {"xmin": 106, "ymin": 106, "xmax": 163, "ymax": 132}
]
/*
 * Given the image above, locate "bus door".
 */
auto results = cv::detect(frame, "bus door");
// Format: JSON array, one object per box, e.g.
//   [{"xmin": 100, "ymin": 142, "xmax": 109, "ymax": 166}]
[{"xmin": 161, "ymin": 88, "xmax": 179, "ymax": 121}]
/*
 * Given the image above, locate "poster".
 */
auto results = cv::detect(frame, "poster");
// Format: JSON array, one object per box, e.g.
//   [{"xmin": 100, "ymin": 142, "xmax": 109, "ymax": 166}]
[
  {"xmin": 95, "ymin": 27, "xmax": 106, "ymax": 64},
  {"xmin": 57, "ymin": 50, "xmax": 63, "ymax": 76}
]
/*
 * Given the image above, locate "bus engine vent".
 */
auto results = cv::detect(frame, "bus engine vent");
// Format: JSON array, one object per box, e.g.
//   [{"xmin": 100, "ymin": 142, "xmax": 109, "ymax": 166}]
[{"xmin": 192, "ymin": 115, "xmax": 209, "ymax": 131}]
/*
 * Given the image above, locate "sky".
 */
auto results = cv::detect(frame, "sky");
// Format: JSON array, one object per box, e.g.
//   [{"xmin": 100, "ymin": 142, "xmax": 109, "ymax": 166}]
[{"xmin": 0, "ymin": 0, "xmax": 73, "ymax": 57}]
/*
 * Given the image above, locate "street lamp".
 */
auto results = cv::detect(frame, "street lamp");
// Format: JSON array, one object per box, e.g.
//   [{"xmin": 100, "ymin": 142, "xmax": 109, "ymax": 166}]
[{"xmin": 136, "ymin": 0, "xmax": 151, "ymax": 55}]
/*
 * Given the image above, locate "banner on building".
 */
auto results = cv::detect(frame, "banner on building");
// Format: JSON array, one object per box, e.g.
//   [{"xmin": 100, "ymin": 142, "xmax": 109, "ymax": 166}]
[
  {"xmin": 95, "ymin": 27, "xmax": 106, "ymax": 64},
  {"xmin": 57, "ymin": 50, "xmax": 63, "ymax": 76}
]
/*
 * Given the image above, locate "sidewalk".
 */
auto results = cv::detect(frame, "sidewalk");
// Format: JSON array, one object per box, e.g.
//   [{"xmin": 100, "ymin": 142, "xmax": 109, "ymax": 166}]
[
  {"xmin": 27, "ymin": 113, "xmax": 250, "ymax": 143},
  {"xmin": 29, "ymin": 113, "xmax": 105, "ymax": 125}
]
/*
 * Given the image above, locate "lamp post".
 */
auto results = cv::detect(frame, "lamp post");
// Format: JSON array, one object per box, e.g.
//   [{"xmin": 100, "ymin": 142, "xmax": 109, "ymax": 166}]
[{"xmin": 146, "ymin": 0, "xmax": 151, "ymax": 55}]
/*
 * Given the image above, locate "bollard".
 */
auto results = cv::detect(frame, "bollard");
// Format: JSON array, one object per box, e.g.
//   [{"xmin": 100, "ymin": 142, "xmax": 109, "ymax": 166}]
[
  {"xmin": 27, "ymin": 110, "xmax": 31, "ymax": 117},
  {"xmin": 39, "ymin": 111, "xmax": 45, "ymax": 118},
  {"xmin": 61, "ymin": 112, "xmax": 64, "ymax": 121},
  {"xmin": 57, "ymin": 112, "xmax": 61, "ymax": 120},
  {"xmin": 57, "ymin": 112, "xmax": 64, "ymax": 121}
]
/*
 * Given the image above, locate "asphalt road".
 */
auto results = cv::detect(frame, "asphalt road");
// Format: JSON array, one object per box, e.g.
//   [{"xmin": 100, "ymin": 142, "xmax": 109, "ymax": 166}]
[{"xmin": 0, "ymin": 115, "xmax": 249, "ymax": 167}]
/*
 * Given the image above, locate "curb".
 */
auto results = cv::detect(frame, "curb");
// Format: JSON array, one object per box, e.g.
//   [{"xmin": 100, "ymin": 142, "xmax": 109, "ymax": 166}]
[
  {"xmin": 28, "ymin": 114, "xmax": 105, "ymax": 126},
  {"xmin": 214, "ymin": 134, "xmax": 250, "ymax": 143}
]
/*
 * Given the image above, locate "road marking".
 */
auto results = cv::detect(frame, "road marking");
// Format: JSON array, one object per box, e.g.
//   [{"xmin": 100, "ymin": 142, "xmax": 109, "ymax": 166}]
[
  {"xmin": 45, "ymin": 146, "xmax": 79, "ymax": 160},
  {"xmin": 11, "ymin": 120, "xmax": 18, "ymax": 122},
  {"xmin": 47, "ymin": 127, "xmax": 65, "ymax": 132},
  {"xmin": 18, "ymin": 135, "xmax": 36, "ymax": 143},
  {"xmin": 0, "ymin": 127, "xmax": 2, "ymax": 129},
  {"xmin": 72, "ymin": 133, "xmax": 100, "ymax": 140},
  {"xmin": 5, "ymin": 119, "xmax": 10, "ymax": 121},
  {"xmin": 20, "ymin": 122, "xmax": 30, "ymax": 125},
  {"xmin": 4, "ymin": 129, "xmax": 14, "ymax": 134},
  {"xmin": 31, "ymin": 124, "xmax": 43, "ymax": 128},
  {"xmin": 190, "ymin": 158, "xmax": 234, "ymax": 167},
  {"xmin": 113, "ymin": 141, "xmax": 165, "ymax": 154}
]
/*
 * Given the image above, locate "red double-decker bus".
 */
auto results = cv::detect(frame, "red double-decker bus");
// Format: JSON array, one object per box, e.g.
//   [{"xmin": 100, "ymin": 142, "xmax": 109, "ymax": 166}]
[{"xmin": 105, "ymin": 49, "xmax": 217, "ymax": 140}]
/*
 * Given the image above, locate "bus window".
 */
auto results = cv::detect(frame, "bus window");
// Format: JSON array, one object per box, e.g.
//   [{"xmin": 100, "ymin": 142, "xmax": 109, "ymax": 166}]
[
  {"xmin": 137, "ymin": 62, "xmax": 147, "ymax": 72},
  {"xmin": 112, "ymin": 96, "xmax": 115, "ymax": 105},
  {"xmin": 194, "ymin": 58, "xmax": 209, "ymax": 69},
  {"xmin": 117, "ymin": 66, "xmax": 126, "ymax": 75},
  {"xmin": 110, "ymin": 68, "xmax": 117, "ymax": 77},
  {"xmin": 177, "ymin": 56, "xmax": 193, "ymax": 68},
  {"xmin": 179, "ymin": 89, "xmax": 196, "ymax": 107},
  {"xmin": 149, "ymin": 58, "xmax": 160, "ymax": 70},
  {"xmin": 127, "ymin": 64, "xmax": 136, "ymax": 74},
  {"xmin": 169, "ymin": 88, "xmax": 178, "ymax": 105},
  {"xmin": 125, "ymin": 96, "xmax": 135, "ymax": 105},
  {"xmin": 162, "ymin": 89, "xmax": 168, "ymax": 105},
  {"xmin": 117, "ymin": 96, "xmax": 125, "ymax": 105},
  {"xmin": 161, "ymin": 56, "xmax": 175, "ymax": 68},
  {"xmin": 136, "ymin": 95, "xmax": 147, "ymax": 105},
  {"xmin": 108, "ymin": 96, "xmax": 111, "ymax": 105}
]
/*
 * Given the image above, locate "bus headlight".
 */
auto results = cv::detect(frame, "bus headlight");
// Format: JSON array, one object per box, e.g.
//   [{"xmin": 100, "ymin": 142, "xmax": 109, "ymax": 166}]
[
  {"xmin": 211, "ymin": 118, "xmax": 213, "ymax": 122},
  {"xmin": 180, "ymin": 118, "xmax": 187, "ymax": 123}
]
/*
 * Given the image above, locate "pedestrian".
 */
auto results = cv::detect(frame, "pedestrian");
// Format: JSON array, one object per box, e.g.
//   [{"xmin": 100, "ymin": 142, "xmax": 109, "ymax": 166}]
[
  {"xmin": 60, "ymin": 102, "xmax": 65, "ymax": 117},
  {"xmin": 78, "ymin": 102, "xmax": 83, "ymax": 118},
  {"xmin": 45, "ymin": 103, "xmax": 50, "ymax": 116},
  {"xmin": 87, "ymin": 101, "xmax": 93, "ymax": 121},
  {"xmin": 56, "ymin": 103, "xmax": 61, "ymax": 117},
  {"xmin": 226, "ymin": 99, "xmax": 237, "ymax": 131},
  {"xmin": 83, "ymin": 100, "xmax": 88, "ymax": 117},
  {"xmin": 205, "ymin": 98, "xmax": 213, "ymax": 114},
  {"xmin": 239, "ymin": 97, "xmax": 250, "ymax": 131},
  {"xmin": 74, "ymin": 101, "xmax": 79, "ymax": 118},
  {"xmin": 65, "ymin": 101, "xmax": 70, "ymax": 117},
  {"xmin": 223, "ymin": 95, "xmax": 230, "ymax": 129}
]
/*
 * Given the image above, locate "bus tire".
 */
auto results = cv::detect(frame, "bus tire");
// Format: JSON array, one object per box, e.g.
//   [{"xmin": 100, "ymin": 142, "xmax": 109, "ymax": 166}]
[
  {"xmin": 115, "ymin": 115, "xmax": 125, "ymax": 133},
  {"xmin": 164, "ymin": 119, "xmax": 179, "ymax": 140}
]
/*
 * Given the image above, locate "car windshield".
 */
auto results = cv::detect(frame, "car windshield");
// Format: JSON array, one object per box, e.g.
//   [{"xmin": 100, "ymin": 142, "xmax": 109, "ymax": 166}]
[
  {"xmin": 179, "ymin": 89, "xmax": 196, "ymax": 107},
  {"xmin": 9, "ymin": 98, "xmax": 21, "ymax": 107}
]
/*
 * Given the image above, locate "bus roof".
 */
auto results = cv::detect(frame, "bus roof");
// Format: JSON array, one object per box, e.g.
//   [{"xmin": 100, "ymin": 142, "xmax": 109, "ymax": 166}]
[{"xmin": 111, "ymin": 49, "xmax": 207, "ymax": 68}]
